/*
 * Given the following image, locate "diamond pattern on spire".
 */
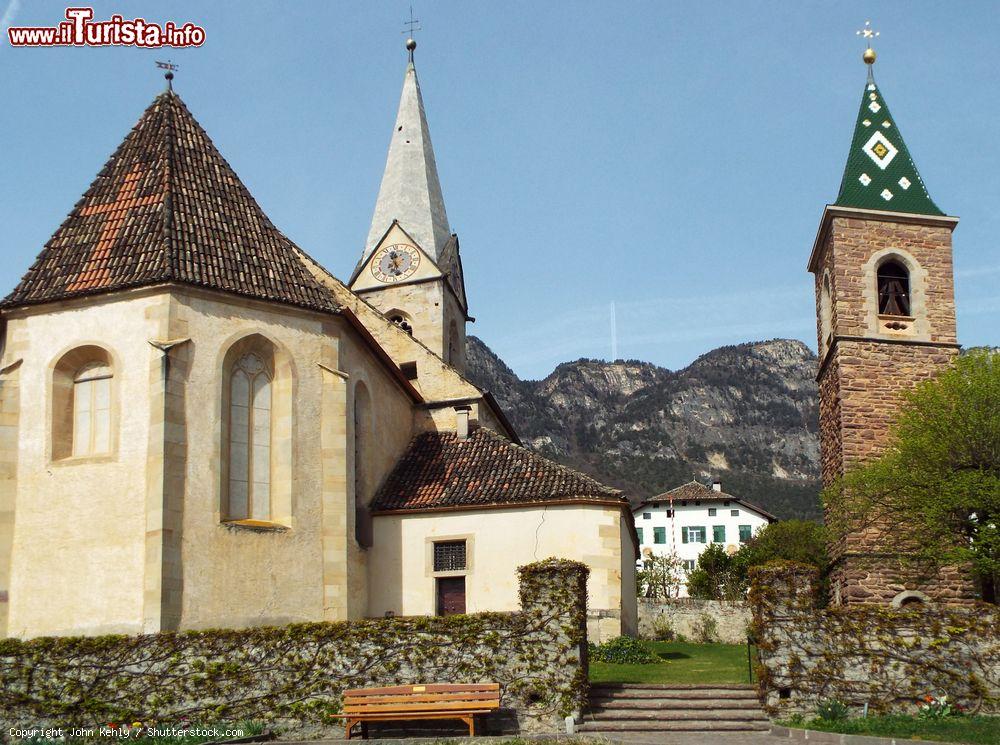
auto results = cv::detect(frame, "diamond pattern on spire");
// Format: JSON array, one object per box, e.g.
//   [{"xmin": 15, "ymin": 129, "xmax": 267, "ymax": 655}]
[{"xmin": 834, "ymin": 81, "xmax": 943, "ymax": 216}]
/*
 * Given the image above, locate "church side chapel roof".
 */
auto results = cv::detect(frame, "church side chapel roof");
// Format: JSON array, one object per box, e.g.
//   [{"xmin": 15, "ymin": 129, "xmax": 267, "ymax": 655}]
[
  {"xmin": 643, "ymin": 480, "xmax": 777, "ymax": 521},
  {"xmin": 371, "ymin": 427, "xmax": 625, "ymax": 513},
  {"xmin": 2, "ymin": 90, "xmax": 340, "ymax": 314},
  {"xmin": 834, "ymin": 76, "xmax": 943, "ymax": 216}
]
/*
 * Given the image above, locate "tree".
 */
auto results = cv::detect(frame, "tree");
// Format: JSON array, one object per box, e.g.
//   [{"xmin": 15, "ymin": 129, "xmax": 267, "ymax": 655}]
[
  {"xmin": 637, "ymin": 552, "xmax": 685, "ymax": 600},
  {"xmin": 688, "ymin": 522, "xmax": 829, "ymax": 601},
  {"xmin": 824, "ymin": 350, "xmax": 1000, "ymax": 602}
]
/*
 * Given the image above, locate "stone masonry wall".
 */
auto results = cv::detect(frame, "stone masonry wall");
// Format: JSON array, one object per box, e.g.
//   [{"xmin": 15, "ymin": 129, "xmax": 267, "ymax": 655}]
[
  {"xmin": 811, "ymin": 214, "xmax": 971, "ymax": 604},
  {"xmin": 638, "ymin": 598, "xmax": 750, "ymax": 644},
  {"xmin": 0, "ymin": 560, "xmax": 589, "ymax": 737},
  {"xmin": 751, "ymin": 563, "xmax": 999, "ymax": 718}
]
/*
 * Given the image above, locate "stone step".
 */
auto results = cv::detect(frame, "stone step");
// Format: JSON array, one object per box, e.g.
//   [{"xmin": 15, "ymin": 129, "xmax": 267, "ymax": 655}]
[
  {"xmin": 591, "ymin": 683, "xmax": 755, "ymax": 690},
  {"xmin": 589, "ymin": 698, "xmax": 763, "ymax": 712},
  {"xmin": 590, "ymin": 688, "xmax": 757, "ymax": 701},
  {"xmin": 578, "ymin": 720, "xmax": 770, "ymax": 732},
  {"xmin": 585, "ymin": 708, "xmax": 768, "ymax": 722}
]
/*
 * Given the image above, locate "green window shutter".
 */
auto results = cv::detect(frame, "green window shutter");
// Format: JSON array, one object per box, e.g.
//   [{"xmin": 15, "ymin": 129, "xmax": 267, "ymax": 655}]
[
  {"xmin": 636, "ymin": 527, "xmax": 643, "ymax": 543},
  {"xmin": 654, "ymin": 527, "xmax": 666, "ymax": 544},
  {"xmin": 713, "ymin": 525, "xmax": 726, "ymax": 543},
  {"xmin": 739, "ymin": 525, "xmax": 752, "ymax": 543},
  {"xmin": 681, "ymin": 527, "xmax": 688, "ymax": 544},
  {"xmin": 698, "ymin": 527, "xmax": 708, "ymax": 543}
]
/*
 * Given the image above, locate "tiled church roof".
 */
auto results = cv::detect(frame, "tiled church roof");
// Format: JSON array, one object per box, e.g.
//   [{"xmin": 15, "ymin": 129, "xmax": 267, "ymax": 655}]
[
  {"xmin": 371, "ymin": 428, "xmax": 624, "ymax": 512},
  {"xmin": 834, "ymin": 78, "xmax": 943, "ymax": 216},
  {"xmin": 2, "ymin": 91, "xmax": 340, "ymax": 313}
]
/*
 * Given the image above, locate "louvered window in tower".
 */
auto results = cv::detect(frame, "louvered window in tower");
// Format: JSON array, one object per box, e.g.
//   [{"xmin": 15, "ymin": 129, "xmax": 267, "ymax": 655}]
[{"xmin": 877, "ymin": 260, "xmax": 911, "ymax": 316}]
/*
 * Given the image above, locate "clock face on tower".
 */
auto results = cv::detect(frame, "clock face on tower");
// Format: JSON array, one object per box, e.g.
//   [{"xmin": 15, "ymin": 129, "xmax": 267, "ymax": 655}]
[{"xmin": 371, "ymin": 244, "xmax": 420, "ymax": 283}]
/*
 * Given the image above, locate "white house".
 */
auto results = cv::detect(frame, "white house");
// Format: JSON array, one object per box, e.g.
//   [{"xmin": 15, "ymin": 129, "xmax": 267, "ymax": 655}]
[{"xmin": 634, "ymin": 481, "xmax": 776, "ymax": 597}]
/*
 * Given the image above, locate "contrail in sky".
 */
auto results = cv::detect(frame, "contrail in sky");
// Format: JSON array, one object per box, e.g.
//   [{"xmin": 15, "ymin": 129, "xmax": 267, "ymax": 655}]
[{"xmin": 1, "ymin": 0, "xmax": 21, "ymax": 33}]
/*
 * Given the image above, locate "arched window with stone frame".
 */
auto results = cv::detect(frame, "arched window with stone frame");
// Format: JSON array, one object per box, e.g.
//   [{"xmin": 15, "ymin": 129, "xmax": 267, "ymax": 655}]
[
  {"xmin": 51, "ymin": 345, "xmax": 117, "ymax": 460},
  {"xmin": 353, "ymin": 380, "xmax": 373, "ymax": 548},
  {"xmin": 220, "ymin": 334, "xmax": 294, "ymax": 525},
  {"xmin": 877, "ymin": 259, "xmax": 911, "ymax": 317}
]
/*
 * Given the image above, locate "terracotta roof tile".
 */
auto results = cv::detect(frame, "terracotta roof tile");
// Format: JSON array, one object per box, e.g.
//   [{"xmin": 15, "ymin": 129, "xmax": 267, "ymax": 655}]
[
  {"xmin": 2, "ymin": 91, "xmax": 339, "ymax": 314},
  {"xmin": 371, "ymin": 428, "xmax": 624, "ymax": 512},
  {"xmin": 644, "ymin": 480, "xmax": 777, "ymax": 520}
]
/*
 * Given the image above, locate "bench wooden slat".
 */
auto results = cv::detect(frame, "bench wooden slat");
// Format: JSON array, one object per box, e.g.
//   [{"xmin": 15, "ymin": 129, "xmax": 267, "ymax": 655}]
[
  {"xmin": 347, "ymin": 701, "xmax": 501, "ymax": 714},
  {"xmin": 345, "ymin": 692, "xmax": 499, "ymax": 707},
  {"xmin": 342, "ymin": 682, "xmax": 501, "ymax": 740},
  {"xmin": 345, "ymin": 683, "xmax": 498, "ymax": 697}
]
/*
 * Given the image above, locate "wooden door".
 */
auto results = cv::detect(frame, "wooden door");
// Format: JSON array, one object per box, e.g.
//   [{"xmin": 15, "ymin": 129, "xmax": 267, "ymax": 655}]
[{"xmin": 436, "ymin": 577, "xmax": 466, "ymax": 616}]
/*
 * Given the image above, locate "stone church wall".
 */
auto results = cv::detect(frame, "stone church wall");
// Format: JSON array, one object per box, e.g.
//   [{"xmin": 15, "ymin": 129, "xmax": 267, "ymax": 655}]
[
  {"xmin": 638, "ymin": 598, "xmax": 751, "ymax": 644},
  {"xmin": 750, "ymin": 562, "xmax": 999, "ymax": 718},
  {"xmin": 0, "ymin": 560, "xmax": 589, "ymax": 737}
]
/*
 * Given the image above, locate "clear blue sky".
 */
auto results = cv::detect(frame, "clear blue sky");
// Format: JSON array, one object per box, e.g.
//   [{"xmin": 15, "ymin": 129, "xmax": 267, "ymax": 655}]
[{"xmin": 2, "ymin": 1, "xmax": 997, "ymax": 379}]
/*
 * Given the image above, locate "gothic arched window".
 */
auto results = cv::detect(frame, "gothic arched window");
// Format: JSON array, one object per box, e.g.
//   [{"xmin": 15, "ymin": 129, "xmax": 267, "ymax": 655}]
[
  {"xmin": 52, "ymin": 345, "xmax": 116, "ymax": 461},
  {"xmin": 877, "ymin": 260, "xmax": 911, "ymax": 316},
  {"xmin": 354, "ymin": 382, "xmax": 373, "ymax": 548},
  {"xmin": 72, "ymin": 362, "xmax": 113, "ymax": 457},
  {"xmin": 227, "ymin": 352, "xmax": 272, "ymax": 521}
]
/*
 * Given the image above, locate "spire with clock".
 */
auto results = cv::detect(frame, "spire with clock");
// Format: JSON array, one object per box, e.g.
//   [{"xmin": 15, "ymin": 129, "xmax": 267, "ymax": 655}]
[{"xmin": 349, "ymin": 33, "xmax": 470, "ymax": 372}]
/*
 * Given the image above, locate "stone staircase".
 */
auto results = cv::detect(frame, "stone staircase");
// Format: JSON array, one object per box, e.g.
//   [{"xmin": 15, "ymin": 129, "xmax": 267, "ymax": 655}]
[{"xmin": 579, "ymin": 683, "xmax": 770, "ymax": 734}]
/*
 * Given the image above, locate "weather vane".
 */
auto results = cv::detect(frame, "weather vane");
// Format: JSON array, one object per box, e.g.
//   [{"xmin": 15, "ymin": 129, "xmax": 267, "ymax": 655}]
[
  {"xmin": 402, "ymin": 5, "xmax": 421, "ymax": 61},
  {"xmin": 856, "ymin": 20, "xmax": 879, "ymax": 67},
  {"xmin": 156, "ymin": 60, "xmax": 179, "ymax": 91}
]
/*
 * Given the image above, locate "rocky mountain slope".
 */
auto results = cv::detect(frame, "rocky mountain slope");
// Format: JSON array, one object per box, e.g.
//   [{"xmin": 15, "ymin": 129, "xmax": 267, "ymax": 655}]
[{"xmin": 466, "ymin": 336, "xmax": 823, "ymax": 521}]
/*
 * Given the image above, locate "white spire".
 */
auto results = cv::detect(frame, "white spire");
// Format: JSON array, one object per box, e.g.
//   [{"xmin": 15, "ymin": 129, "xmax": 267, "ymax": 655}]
[{"xmin": 364, "ymin": 57, "xmax": 451, "ymax": 264}]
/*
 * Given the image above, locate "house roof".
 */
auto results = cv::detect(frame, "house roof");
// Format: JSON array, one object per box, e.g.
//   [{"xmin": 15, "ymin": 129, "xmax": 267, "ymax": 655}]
[
  {"xmin": 371, "ymin": 427, "xmax": 625, "ymax": 513},
  {"xmin": 2, "ymin": 90, "xmax": 341, "ymax": 314},
  {"xmin": 833, "ymin": 74, "xmax": 943, "ymax": 216},
  {"xmin": 639, "ymin": 480, "xmax": 777, "ymax": 521}
]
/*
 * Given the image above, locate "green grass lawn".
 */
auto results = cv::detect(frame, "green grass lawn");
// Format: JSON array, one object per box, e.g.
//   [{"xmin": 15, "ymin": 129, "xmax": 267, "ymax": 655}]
[
  {"xmin": 589, "ymin": 640, "xmax": 754, "ymax": 685},
  {"xmin": 787, "ymin": 715, "xmax": 1000, "ymax": 745}
]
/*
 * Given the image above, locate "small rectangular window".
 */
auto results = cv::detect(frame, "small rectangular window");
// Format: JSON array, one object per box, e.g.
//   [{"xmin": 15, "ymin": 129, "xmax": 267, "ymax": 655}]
[
  {"xmin": 708, "ymin": 507, "xmax": 717, "ymax": 516},
  {"xmin": 731, "ymin": 509, "xmax": 740, "ymax": 517},
  {"xmin": 665, "ymin": 509, "xmax": 673, "ymax": 518},
  {"xmin": 642, "ymin": 512, "xmax": 652, "ymax": 520},
  {"xmin": 654, "ymin": 527, "xmax": 667, "ymax": 544},
  {"xmin": 636, "ymin": 527, "xmax": 644, "ymax": 543},
  {"xmin": 433, "ymin": 540, "xmax": 467, "ymax": 571},
  {"xmin": 739, "ymin": 525, "xmax": 752, "ymax": 543},
  {"xmin": 683, "ymin": 560, "xmax": 695, "ymax": 572},
  {"xmin": 713, "ymin": 525, "xmax": 726, "ymax": 543},
  {"xmin": 684, "ymin": 526, "xmax": 706, "ymax": 543}
]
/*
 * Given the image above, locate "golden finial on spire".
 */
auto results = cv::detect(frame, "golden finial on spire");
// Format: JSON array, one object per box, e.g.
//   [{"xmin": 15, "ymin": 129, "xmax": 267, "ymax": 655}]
[{"xmin": 856, "ymin": 20, "xmax": 879, "ymax": 65}]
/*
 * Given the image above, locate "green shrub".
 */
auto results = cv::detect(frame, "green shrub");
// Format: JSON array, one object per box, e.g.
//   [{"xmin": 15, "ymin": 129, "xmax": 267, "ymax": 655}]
[
  {"xmin": 692, "ymin": 613, "xmax": 719, "ymax": 643},
  {"xmin": 650, "ymin": 616, "xmax": 674, "ymax": 641},
  {"xmin": 815, "ymin": 699, "xmax": 849, "ymax": 721},
  {"xmin": 589, "ymin": 636, "xmax": 659, "ymax": 664}
]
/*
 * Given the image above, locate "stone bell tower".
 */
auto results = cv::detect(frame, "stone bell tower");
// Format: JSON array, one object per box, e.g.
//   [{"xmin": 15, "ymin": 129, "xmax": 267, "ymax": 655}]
[
  {"xmin": 809, "ymin": 35, "xmax": 974, "ymax": 605},
  {"xmin": 348, "ymin": 38, "xmax": 470, "ymax": 372}
]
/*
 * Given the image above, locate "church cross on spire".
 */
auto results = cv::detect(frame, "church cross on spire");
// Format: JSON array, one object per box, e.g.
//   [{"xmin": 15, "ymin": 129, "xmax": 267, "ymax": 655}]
[{"xmin": 402, "ymin": 5, "xmax": 421, "ymax": 62}]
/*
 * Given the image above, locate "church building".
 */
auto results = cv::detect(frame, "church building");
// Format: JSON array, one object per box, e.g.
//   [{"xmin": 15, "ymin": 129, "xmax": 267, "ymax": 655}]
[
  {"xmin": 810, "ymin": 38, "xmax": 975, "ymax": 605},
  {"xmin": 0, "ymin": 41, "xmax": 638, "ymax": 641}
]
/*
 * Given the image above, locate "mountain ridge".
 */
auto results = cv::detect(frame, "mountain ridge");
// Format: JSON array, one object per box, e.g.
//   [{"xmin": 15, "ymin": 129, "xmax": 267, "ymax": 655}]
[{"xmin": 465, "ymin": 335, "xmax": 823, "ymax": 521}]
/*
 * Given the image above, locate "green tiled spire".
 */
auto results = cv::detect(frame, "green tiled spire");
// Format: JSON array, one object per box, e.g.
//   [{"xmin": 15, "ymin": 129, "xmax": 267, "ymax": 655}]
[{"xmin": 834, "ymin": 75, "xmax": 944, "ymax": 216}]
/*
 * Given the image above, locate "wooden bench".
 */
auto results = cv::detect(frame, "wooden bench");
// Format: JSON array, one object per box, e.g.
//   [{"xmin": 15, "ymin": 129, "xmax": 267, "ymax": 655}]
[{"xmin": 341, "ymin": 683, "xmax": 501, "ymax": 739}]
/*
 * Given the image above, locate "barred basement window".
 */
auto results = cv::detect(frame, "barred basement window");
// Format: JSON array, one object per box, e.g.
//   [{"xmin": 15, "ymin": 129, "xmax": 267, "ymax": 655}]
[{"xmin": 433, "ymin": 540, "xmax": 467, "ymax": 571}]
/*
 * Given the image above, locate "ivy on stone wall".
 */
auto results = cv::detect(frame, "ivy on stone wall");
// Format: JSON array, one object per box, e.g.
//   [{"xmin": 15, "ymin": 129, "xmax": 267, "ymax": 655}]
[
  {"xmin": 0, "ymin": 560, "xmax": 590, "ymax": 736},
  {"xmin": 750, "ymin": 562, "xmax": 1000, "ymax": 718}
]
